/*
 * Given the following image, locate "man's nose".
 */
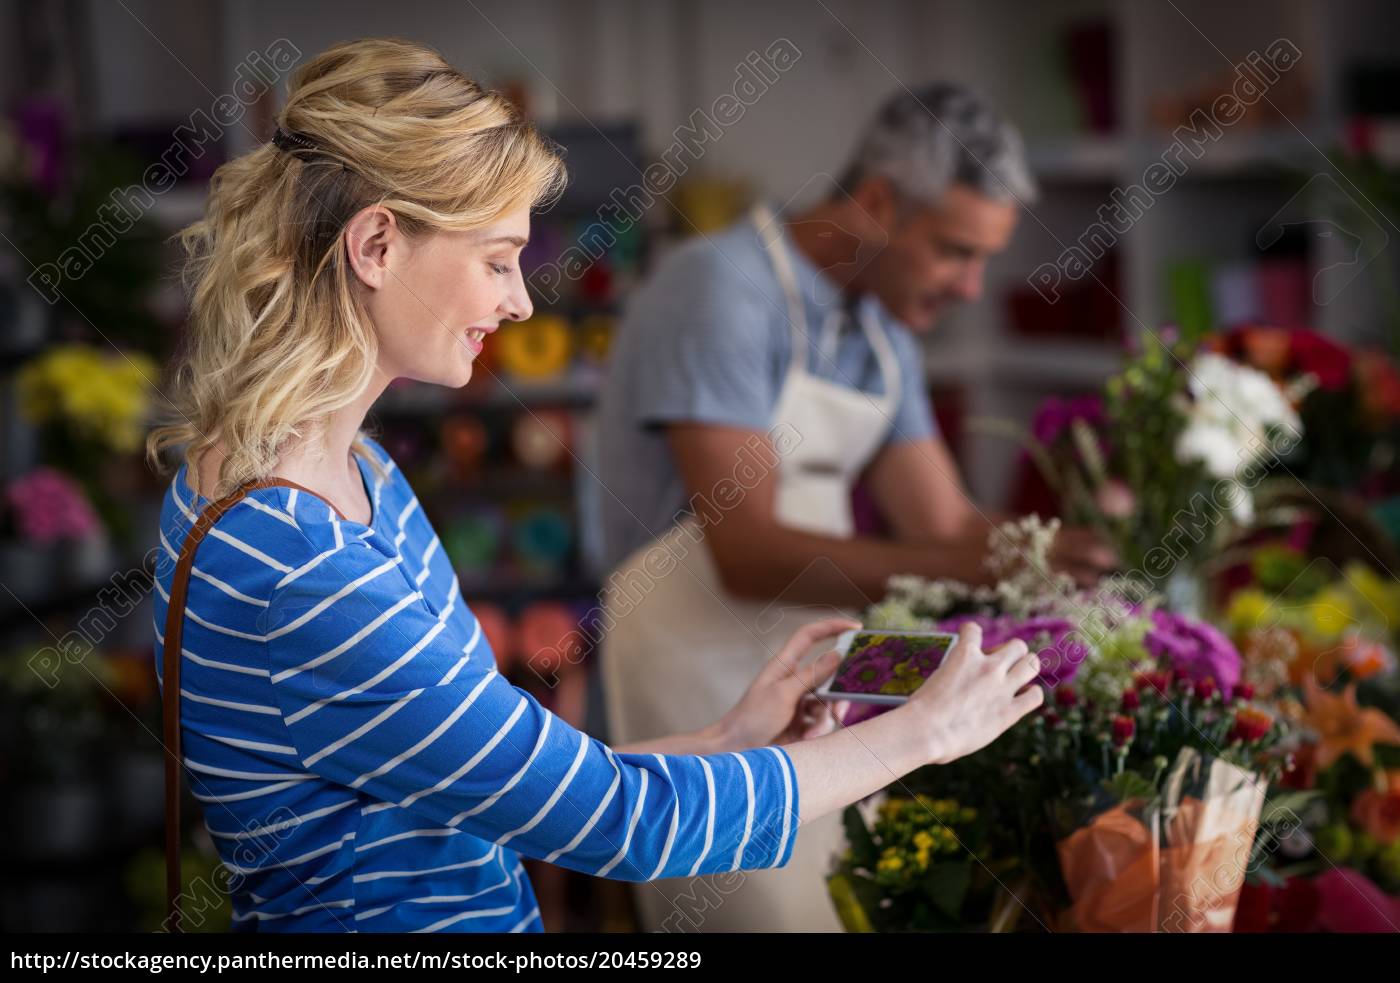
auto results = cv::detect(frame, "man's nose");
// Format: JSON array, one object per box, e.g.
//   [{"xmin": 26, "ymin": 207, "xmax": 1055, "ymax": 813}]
[{"xmin": 954, "ymin": 260, "xmax": 986, "ymax": 302}]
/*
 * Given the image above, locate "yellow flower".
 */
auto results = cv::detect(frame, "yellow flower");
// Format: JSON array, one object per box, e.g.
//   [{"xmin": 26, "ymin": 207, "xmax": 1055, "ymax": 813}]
[
  {"xmin": 1306, "ymin": 587, "xmax": 1358, "ymax": 641},
  {"xmin": 1344, "ymin": 563, "xmax": 1400, "ymax": 631},
  {"xmin": 878, "ymin": 798, "xmax": 906, "ymax": 823},
  {"xmin": 1225, "ymin": 589, "xmax": 1273, "ymax": 636},
  {"xmin": 876, "ymin": 849, "xmax": 904, "ymax": 874},
  {"xmin": 17, "ymin": 345, "xmax": 156, "ymax": 452}
]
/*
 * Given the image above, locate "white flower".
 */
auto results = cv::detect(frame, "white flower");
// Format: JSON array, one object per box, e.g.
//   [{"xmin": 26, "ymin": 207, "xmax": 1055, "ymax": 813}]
[{"xmin": 1174, "ymin": 353, "xmax": 1301, "ymax": 479}]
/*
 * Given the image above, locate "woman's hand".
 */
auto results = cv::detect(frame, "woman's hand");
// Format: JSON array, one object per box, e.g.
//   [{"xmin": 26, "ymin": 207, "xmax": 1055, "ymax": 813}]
[
  {"xmin": 906, "ymin": 621, "xmax": 1044, "ymax": 765},
  {"xmin": 712, "ymin": 616, "xmax": 858, "ymax": 751}
]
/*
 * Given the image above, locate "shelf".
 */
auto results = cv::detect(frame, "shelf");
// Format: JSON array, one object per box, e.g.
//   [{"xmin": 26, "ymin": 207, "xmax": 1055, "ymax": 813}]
[
  {"xmin": 1027, "ymin": 135, "xmax": 1129, "ymax": 184},
  {"xmin": 146, "ymin": 185, "xmax": 208, "ymax": 229},
  {"xmin": 374, "ymin": 377, "xmax": 601, "ymax": 416},
  {"xmin": 924, "ymin": 338, "xmax": 1123, "ymax": 389}
]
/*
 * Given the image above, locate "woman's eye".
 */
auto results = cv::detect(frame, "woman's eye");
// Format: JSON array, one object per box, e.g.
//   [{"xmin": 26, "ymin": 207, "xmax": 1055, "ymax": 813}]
[{"xmin": 491, "ymin": 263, "xmax": 513, "ymax": 276}]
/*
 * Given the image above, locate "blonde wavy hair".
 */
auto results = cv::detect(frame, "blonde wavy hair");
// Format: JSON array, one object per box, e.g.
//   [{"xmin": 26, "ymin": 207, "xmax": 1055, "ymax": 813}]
[{"xmin": 146, "ymin": 37, "xmax": 566, "ymax": 497}]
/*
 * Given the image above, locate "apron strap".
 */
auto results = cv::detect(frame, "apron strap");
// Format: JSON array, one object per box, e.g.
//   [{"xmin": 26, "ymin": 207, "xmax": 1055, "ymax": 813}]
[
  {"xmin": 753, "ymin": 204, "xmax": 903, "ymax": 413},
  {"xmin": 751, "ymin": 203, "xmax": 812, "ymax": 390},
  {"xmin": 163, "ymin": 473, "xmax": 342, "ymax": 932},
  {"xmin": 857, "ymin": 300, "xmax": 903, "ymax": 413}
]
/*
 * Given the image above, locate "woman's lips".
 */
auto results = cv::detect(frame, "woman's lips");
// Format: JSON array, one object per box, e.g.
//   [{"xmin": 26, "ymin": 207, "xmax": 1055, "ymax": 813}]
[{"xmin": 463, "ymin": 325, "xmax": 495, "ymax": 356}]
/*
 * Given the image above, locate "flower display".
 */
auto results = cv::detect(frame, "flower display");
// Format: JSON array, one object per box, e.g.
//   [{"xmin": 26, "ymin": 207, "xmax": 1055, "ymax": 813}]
[
  {"xmin": 831, "ymin": 518, "xmax": 1291, "ymax": 932},
  {"xmin": 17, "ymin": 344, "xmax": 158, "ymax": 454},
  {"xmin": 4, "ymin": 468, "xmax": 101, "ymax": 544}
]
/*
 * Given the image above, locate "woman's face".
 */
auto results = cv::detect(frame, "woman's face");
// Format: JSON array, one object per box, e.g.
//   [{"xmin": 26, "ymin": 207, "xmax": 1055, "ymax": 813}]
[{"xmin": 347, "ymin": 205, "xmax": 533, "ymax": 387}]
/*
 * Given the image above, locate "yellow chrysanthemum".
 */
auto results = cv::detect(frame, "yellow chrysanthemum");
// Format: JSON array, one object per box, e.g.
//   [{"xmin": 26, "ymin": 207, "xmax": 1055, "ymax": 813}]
[
  {"xmin": 1344, "ymin": 563, "xmax": 1400, "ymax": 631},
  {"xmin": 1307, "ymin": 587, "xmax": 1359, "ymax": 641},
  {"xmin": 16, "ymin": 346, "xmax": 155, "ymax": 452},
  {"xmin": 1225, "ymin": 589, "xmax": 1273, "ymax": 636}
]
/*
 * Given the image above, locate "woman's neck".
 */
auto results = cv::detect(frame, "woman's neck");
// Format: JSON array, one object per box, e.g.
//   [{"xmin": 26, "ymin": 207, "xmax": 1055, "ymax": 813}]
[{"xmin": 193, "ymin": 369, "xmax": 393, "ymax": 523}]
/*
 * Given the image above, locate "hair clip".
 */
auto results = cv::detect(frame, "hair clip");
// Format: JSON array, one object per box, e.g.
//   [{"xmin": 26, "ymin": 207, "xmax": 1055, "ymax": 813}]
[{"xmin": 271, "ymin": 126, "xmax": 319, "ymax": 154}]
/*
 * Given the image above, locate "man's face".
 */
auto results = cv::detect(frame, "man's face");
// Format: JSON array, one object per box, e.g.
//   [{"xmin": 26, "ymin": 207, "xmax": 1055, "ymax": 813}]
[{"xmin": 858, "ymin": 183, "xmax": 1019, "ymax": 333}]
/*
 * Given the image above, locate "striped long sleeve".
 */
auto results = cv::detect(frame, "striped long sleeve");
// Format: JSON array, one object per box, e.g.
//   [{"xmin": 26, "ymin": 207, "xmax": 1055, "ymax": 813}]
[{"xmin": 260, "ymin": 532, "xmax": 800, "ymax": 882}]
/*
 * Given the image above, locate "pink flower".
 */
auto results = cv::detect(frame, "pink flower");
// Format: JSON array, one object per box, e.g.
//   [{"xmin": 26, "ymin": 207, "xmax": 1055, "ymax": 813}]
[
  {"xmin": 6, "ymin": 469, "xmax": 100, "ymax": 544},
  {"xmin": 1095, "ymin": 478, "xmax": 1135, "ymax": 519},
  {"xmin": 1312, "ymin": 868, "xmax": 1400, "ymax": 933}
]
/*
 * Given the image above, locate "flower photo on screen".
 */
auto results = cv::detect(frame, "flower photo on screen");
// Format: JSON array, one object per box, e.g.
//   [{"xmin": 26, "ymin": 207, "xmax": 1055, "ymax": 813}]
[{"xmin": 829, "ymin": 632, "xmax": 954, "ymax": 697}]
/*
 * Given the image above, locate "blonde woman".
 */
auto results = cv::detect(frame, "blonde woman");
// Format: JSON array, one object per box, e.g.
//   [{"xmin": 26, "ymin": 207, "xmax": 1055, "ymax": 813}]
[{"xmin": 147, "ymin": 37, "xmax": 1043, "ymax": 933}]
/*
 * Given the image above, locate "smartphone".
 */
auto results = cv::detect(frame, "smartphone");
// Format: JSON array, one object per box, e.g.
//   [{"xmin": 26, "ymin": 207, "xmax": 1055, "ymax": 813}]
[{"xmin": 816, "ymin": 627, "xmax": 959, "ymax": 705}]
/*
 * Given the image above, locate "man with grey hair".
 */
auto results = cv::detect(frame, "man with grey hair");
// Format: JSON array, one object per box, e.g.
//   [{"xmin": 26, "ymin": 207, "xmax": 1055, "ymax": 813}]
[{"xmin": 594, "ymin": 83, "xmax": 1114, "ymax": 932}]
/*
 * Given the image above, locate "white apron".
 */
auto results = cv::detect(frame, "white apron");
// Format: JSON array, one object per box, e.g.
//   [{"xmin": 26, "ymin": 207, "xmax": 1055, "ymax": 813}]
[{"xmin": 599, "ymin": 204, "xmax": 901, "ymax": 932}]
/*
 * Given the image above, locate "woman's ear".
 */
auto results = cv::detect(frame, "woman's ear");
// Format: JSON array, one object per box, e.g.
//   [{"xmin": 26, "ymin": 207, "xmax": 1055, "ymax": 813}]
[{"xmin": 344, "ymin": 204, "xmax": 399, "ymax": 289}]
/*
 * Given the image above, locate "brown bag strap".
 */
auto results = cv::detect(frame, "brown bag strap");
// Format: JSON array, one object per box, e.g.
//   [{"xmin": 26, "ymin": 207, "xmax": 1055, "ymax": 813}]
[{"xmin": 163, "ymin": 475, "xmax": 345, "ymax": 932}]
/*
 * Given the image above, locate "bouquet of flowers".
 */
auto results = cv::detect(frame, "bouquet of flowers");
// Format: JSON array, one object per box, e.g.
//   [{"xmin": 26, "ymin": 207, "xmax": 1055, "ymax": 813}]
[
  {"xmin": 830, "ymin": 517, "xmax": 1296, "ymax": 932},
  {"xmin": 1208, "ymin": 325, "xmax": 1400, "ymax": 500},
  {"xmin": 1013, "ymin": 330, "xmax": 1301, "ymax": 592}
]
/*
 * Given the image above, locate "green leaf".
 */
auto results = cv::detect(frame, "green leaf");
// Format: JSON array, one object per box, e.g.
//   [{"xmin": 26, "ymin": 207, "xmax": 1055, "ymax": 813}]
[
  {"xmin": 1103, "ymin": 770, "xmax": 1157, "ymax": 803},
  {"xmin": 1260, "ymin": 789, "xmax": 1321, "ymax": 826},
  {"xmin": 922, "ymin": 860, "xmax": 972, "ymax": 921},
  {"xmin": 841, "ymin": 804, "xmax": 878, "ymax": 869},
  {"xmin": 827, "ymin": 873, "xmax": 877, "ymax": 933}
]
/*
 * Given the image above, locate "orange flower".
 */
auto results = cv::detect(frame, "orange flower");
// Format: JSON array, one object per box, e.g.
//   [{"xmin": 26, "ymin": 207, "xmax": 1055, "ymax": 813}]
[
  {"xmin": 1301, "ymin": 677, "xmax": 1400, "ymax": 769},
  {"xmin": 1240, "ymin": 326, "xmax": 1293, "ymax": 378},
  {"xmin": 1350, "ymin": 771, "xmax": 1400, "ymax": 846}
]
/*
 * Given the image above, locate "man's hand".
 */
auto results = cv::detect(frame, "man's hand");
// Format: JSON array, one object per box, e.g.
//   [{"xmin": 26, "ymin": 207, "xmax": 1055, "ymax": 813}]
[{"xmin": 1049, "ymin": 525, "xmax": 1118, "ymax": 587}]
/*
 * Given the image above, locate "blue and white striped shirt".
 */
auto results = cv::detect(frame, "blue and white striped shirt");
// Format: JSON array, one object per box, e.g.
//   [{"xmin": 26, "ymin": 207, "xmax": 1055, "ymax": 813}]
[{"xmin": 152, "ymin": 435, "xmax": 799, "ymax": 932}]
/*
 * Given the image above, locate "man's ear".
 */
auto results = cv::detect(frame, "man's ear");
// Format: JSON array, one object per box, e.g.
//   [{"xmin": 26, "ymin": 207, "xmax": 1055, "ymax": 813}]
[
  {"xmin": 848, "ymin": 175, "xmax": 899, "ymax": 232},
  {"xmin": 344, "ymin": 205, "xmax": 398, "ymax": 289}
]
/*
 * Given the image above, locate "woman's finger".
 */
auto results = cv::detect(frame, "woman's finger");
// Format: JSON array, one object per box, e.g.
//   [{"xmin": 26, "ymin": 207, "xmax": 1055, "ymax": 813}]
[
  {"xmin": 1007, "ymin": 650, "xmax": 1041, "ymax": 687},
  {"xmin": 794, "ymin": 649, "xmax": 843, "ymax": 692},
  {"xmin": 756, "ymin": 618, "xmax": 859, "ymax": 689}
]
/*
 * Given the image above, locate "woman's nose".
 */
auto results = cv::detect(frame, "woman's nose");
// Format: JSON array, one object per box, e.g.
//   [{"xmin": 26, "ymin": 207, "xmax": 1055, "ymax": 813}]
[{"xmin": 502, "ymin": 271, "xmax": 534, "ymax": 322}]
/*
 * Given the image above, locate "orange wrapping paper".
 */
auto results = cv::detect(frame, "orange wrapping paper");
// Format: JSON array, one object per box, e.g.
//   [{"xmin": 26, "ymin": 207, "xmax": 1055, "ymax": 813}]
[{"xmin": 1054, "ymin": 752, "xmax": 1268, "ymax": 933}]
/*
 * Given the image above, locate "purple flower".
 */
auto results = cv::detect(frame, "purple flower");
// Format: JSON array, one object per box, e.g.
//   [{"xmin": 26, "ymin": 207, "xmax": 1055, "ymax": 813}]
[
  {"xmin": 1031, "ymin": 395, "xmax": 1106, "ymax": 446},
  {"xmin": 1144, "ymin": 609, "xmax": 1242, "ymax": 693},
  {"xmin": 935, "ymin": 613, "xmax": 1085, "ymax": 687}
]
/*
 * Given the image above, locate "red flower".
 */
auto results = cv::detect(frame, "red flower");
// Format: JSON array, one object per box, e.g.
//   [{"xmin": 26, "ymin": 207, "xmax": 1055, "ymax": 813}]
[
  {"xmin": 1235, "ymin": 682, "xmax": 1255, "ymax": 702},
  {"xmin": 1042, "ymin": 709, "xmax": 1063, "ymax": 728},
  {"xmin": 1356, "ymin": 350, "xmax": 1400, "ymax": 420},
  {"xmin": 1289, "ymin": 328, "xmax": 1352, "ymax": 391},
  {"xmin": 1112, "ymin": 715, "xmax": 1135, "ymax": 746},
  {"xmin": 1121, "ymin": 689, "xmax": 1141, "ymax": 711},
  {"xmin": 1194, "ymin": 677, "xmax": 1218, "ymax": 701},
  {"xmin": 1229, "ymin": 706, "xmax": 1274, "ymax": 743},
  {"xmin": 1055, "ymin": 686, "xmax": 1078, "ymax": 708},
  {"xmin": 1136, "ymin": 670, "xmax": 1171, "ymax": 696},
  {"xmin": 1280, "ymin": 743, "xmax": 1318, "ymax": 790}
]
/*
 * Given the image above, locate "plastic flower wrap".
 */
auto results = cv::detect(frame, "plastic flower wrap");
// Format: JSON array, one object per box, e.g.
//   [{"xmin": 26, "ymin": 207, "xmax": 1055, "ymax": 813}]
[
  {"xmin": 17, "ymin": 344, "xmax": 157, "ymax": 453},
  {"xmin": 1054, "ymin": 748, "xmax": 1269, "ymax": 932}
]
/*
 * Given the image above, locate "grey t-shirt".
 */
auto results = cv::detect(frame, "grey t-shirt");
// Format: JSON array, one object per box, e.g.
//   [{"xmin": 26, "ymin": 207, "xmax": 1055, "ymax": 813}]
[{"xmin": 593, "ymin": 211, "xmax": 936, "ymax": 572}]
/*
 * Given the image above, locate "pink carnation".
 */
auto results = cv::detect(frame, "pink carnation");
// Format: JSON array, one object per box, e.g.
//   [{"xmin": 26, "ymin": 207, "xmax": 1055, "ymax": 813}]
[{"xmin": 6, "ymin": 468, "xmax": 101, "ymax": 544}]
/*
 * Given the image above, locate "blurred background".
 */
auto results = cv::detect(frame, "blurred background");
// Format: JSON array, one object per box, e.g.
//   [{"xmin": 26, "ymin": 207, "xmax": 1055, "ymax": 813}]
[{"xmin": 1, "ymin": 0, "xmax": 1398, "ymax": 931}]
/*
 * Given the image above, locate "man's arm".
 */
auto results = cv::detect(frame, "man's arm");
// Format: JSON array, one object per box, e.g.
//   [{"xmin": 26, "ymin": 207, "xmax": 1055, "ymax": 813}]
[
  {"xmin": 862, "ymin": 435, "xmax": 1118, "ymax": 587},
  {"xmin": 667, "ymin": 423, "xmax": 993, "ymax": 608},
  {"xmin": 861, "ymin": 435, "xmax": 1003, "ymax": 542}
]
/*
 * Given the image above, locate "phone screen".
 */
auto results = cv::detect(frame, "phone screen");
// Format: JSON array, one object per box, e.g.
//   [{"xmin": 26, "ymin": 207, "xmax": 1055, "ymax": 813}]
[{"xmin": 827, "ymin": 630, "xmax": 955, "ymax": 699}]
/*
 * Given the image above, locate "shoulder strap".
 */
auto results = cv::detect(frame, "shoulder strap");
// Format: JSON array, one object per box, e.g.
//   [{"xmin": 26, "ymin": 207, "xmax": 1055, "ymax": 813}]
[{"xmin": 163, "ymin": 475, "xmax": 343, "ymax": 932}]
